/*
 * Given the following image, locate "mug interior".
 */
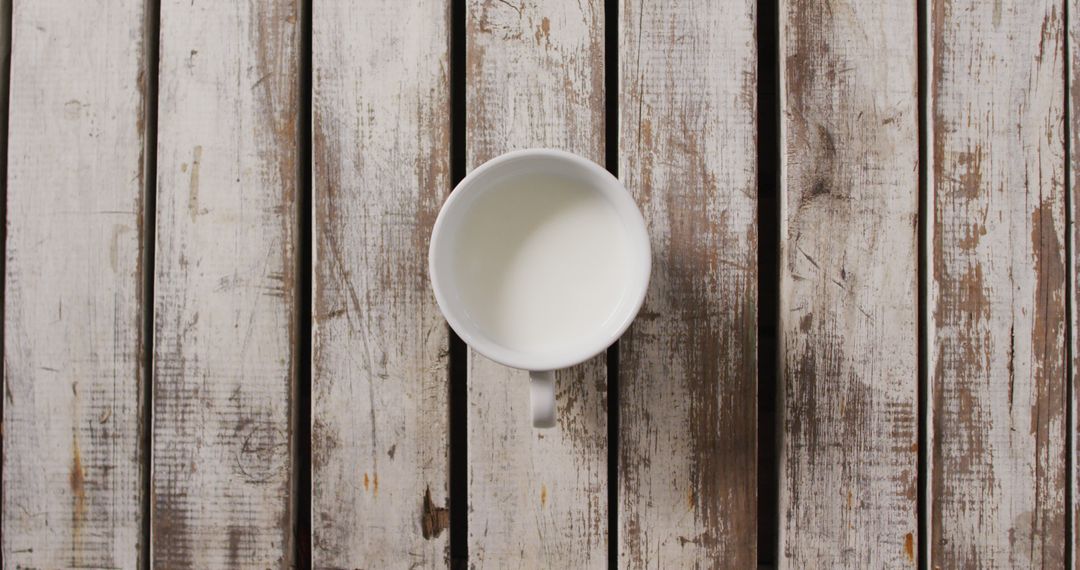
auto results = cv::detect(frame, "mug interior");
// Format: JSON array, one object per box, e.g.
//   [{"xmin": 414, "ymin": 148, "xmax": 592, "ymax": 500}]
[{"xmin": 429, "ymin": 150, "xmax": 651, "ymax": 371}]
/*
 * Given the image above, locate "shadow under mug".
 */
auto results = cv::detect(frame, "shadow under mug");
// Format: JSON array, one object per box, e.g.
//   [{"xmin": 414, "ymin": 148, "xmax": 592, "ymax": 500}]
[{"xmin": 428, "ymin": 149, "xmax": 651, "ymax": 428}]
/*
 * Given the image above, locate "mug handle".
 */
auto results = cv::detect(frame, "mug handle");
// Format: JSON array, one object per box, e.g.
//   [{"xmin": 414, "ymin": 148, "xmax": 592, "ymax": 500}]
[{"xmin": 529, "ymin": 370, "xmax": 556, "ymax": 428}]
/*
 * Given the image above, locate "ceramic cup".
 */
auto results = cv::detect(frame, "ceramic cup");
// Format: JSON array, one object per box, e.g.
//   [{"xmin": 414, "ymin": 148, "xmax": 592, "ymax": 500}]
[{"xmin": 429, "ymin": 149, "xmax": 651, "ymax": 428}]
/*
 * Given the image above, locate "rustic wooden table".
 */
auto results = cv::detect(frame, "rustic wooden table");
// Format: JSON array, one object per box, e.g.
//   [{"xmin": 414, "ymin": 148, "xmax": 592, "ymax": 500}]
[{"xmin": 1, "ymin": 0, "xmax": 1075, "ymax": 568}]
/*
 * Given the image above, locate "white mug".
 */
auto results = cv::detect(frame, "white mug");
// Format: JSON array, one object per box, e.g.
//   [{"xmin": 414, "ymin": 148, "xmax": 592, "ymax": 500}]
[{"xmin": 428, "ymin": 149, "xmax": 651, "ymax": 428}]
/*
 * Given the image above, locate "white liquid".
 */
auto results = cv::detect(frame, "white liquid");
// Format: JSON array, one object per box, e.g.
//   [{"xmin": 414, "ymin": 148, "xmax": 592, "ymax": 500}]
[{"xmin": 453, "ymin": 174, "xmax": 634, "ymax": 354}]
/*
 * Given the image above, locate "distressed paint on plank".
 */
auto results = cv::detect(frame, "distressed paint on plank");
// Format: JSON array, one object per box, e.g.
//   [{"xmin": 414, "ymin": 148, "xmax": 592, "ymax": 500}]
[
  {"xmin": 930, "ymin": 0, "xmax": 1068, "ymax": 567},
  {"xmin": 1068, "ymin": 0, "xmax": 1080, "ymax": 562},
  {"xmin": 617, "ymin": 0, "xmax": 758, "ymax": 567},
  {"xmin": 2, "ymin": 0, "xmax": 147, "ymax": 567},
  {"xmin": 465, "ymin": 0, "xmax": 607, "ymax": 566},
  {"xmin": 311, "ymin": 0, "xmax": 451, "ymax": 566},
  {"xmin": 779, "ymin": 0, "xmax": 919, "ymax": 566},
  {"xmin": 152, "ymin": 1, "xmax": 299, "ymax": 567}
]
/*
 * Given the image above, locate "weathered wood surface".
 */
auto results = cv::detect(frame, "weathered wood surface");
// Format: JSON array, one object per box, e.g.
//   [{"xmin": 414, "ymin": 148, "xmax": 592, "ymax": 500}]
[
  {"xmin": 466, "ymin": 0, "xmax": 608, "ymax": 566},
  {"xmin": 3, "ymin": 0, "xmax": 147, "ymax": 567},
  {"xmin": 1069, "ymin": 0, "xmax": 1080, "ymax": 562},
  {"xmin": 152, "ymin": 0, "xmax": 299, "ymax": 566},
  {"xmin": 930, "ymin": 0, "xmax": 1068, "ymax": 567},
  {"xmin": 779, "ymin": 0, "xmax": 919, "ymax": 566},
  {"xmin": 311, "ymin": 0, "xmax": 451, "ymax": 566},
  {"xmin": 617, "ymin": 0, "xmax": 758, "ymax": 566},
  {"xmin": 5, "ymin": 0, "xmax": 1080, "ymax": 567}
]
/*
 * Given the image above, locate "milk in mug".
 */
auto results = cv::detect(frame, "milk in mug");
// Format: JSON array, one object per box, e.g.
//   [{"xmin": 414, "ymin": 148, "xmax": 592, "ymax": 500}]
[{"xmin": 451, "ymin": 173, "xmax": 636, "ymax": 354}]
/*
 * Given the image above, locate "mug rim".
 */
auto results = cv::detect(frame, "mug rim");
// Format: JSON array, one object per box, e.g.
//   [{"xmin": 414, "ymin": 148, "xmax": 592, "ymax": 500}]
[{"xmin": 428, "ymin": 148, "xmax": 651, "ymax": 371}]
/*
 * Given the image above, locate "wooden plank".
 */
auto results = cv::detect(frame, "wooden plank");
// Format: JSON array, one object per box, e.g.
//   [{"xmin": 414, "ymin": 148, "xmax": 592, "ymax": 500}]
[
  {"xmin": 616, "ymin": 0, "xmax": 757, "ymax": 566},
  {"xmin": 151, "ymin": 1, "xmax": 299, "ymax": 566},
  {"xmin": 930, "ymin": 0, "xmax": 1068, "ymax": 566},
  {"xmin": 311, "ymin": 0, "xmax": 451, "ymax": 566},
  {"xmin": 465, "ymin": 0, "xmax": 607, "ymax": 566},
  {"xmin": 2, "ymin": 0, "xmax": 147, "ymax": 567},
  {"xmin": 1069, "ymin": 0, "xmax": 1080, "ymax": 562},
  {"xmin": 778, "ymin": 0, "xmax": 919, "ymax": 566}
]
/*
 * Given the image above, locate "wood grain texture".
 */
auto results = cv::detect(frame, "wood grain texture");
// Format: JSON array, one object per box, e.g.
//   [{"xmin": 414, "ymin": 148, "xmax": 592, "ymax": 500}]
[
  {"xmin": 930, "ymin": 0, "xmax": 1068, "ymax": 567},
  {"xmin": 1069, "ymin": 0, "xmax": 1080, "ymax": 562},
  {"xmin": 617, "ymin": 0, "xmax": 758, "ymax": 567},
  {"xmin": 152, "ymin": 1, "xmax": 299, "ymax": 566},
  {"xmin": 779, "ymin": 0, "xmax": 919, "ymax": 566},
  {"xmin": 466, "ymin": 0, "xmax": 607, "ymax": 566},
  {"xmin": 311, "ymin": 0, "xmax": 451, "ymax": 566},
  {"xmin": 2, "ymin": 0, "xmax": 147, "ymax": 567}
]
